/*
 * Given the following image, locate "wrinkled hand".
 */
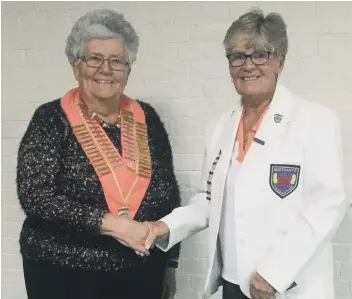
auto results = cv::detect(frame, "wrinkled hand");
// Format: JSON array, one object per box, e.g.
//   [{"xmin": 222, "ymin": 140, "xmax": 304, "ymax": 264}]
[
  {"xmin": 133, "ymin": 221, "xmax": 170, "ymax": 256},
  {"xmin": 101, "ymin": 214, "xmax": 151, "ymax": 255},
  {"xmin": 162, "ymin": 267, "xmax": 176, "ymax": 299},
  {"xmin": 145, "ymin": 221, "xmax": 170, "ymax": 250},
  {"xmin": 249, "ymin": 272, "xmax": 276, "ymax": 299}
]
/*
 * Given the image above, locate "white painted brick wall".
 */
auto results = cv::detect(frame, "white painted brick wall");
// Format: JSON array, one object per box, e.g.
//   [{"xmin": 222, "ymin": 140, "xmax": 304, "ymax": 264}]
[{"xmin": 2, "ymin": 2, "xmax": 352, "ymax": 298}]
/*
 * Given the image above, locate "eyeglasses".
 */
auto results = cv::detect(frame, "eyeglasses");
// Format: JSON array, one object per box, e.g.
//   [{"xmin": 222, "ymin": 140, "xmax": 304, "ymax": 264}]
[
  {"xmin": 226, "ymin": 51, "xmax": 271, "ymax": 67},
  {"xmin": 80, "ymin": 55, "xmax": 129, "ymax": 71}
]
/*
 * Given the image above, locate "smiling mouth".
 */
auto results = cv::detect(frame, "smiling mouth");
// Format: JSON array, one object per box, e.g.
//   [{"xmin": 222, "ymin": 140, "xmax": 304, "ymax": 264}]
[
  {"xmin": 94, "ymin": 79, "xmax": 115, "ymax": 84},
  {"xmin": 242, "ymin": 76, "xmax": 260, "ymax": 81}
]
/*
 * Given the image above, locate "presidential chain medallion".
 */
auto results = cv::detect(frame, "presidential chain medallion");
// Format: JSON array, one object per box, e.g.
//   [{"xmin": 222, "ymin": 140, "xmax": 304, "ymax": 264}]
[
  {"xmin": 62, "ymin": 89, "xmax": 152, "ymax": 220},
  {"xmin": 117, "ymin": 207, "xmax": 130, "ymax": 217}
]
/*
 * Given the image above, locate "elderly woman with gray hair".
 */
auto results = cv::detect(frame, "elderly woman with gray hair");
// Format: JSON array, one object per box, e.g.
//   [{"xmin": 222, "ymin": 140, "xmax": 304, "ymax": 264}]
[
  {"xmin": 144, "ymin": 8, "xmax": 345, "ymax": 299},
  {"xmin": 17, "ymin": 9, "xmax": 180, "ymax": 299}
]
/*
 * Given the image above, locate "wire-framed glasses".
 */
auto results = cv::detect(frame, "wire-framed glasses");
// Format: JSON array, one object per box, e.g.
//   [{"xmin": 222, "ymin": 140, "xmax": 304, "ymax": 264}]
[{"xmin": 80, "ymin": 55, "xmax": 129, "ymax": 71}]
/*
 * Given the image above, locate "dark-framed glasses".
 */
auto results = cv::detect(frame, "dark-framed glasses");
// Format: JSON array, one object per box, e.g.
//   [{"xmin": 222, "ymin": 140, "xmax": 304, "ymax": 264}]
[
  {"xmin": 226, "ymin": 51, "xmax": 271, "ymax": 67},
  {"xmin": 80, "ymin": 55, "xmax": 129, "ymax": 71}
]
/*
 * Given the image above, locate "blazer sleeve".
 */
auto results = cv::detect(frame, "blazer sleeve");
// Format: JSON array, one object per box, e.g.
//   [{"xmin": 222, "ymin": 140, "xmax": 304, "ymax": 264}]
[
  {"xmin": 155, "ymin": 117, "xmax": 222, "ymax": 251},
  {"xmin": 16, "ymin": 104, "xmax": 106, "ymax": 235},
  {"xmin": 156, "ymin": 150, "xmax": 210, "ymax": 251},
  {"xmin": 256, "ymin": 110, "xmax": 346, "ymax": 293},
  {"xmin": 143, "ymin": 102, "xmax": 183, "ymax": 267}
]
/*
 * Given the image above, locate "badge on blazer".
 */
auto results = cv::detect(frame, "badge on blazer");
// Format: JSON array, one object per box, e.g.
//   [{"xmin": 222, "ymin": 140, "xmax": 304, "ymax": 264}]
[
  {"xmin": 270, "ymin": 164, "xmax": 301, "ymax": 199},
  {"xmin": 274, "ymin": 113, "xmax": 283, "ymax": 123}
]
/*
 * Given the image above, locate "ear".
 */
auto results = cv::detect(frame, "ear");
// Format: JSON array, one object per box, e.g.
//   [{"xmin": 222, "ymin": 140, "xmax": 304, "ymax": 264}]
[
  {"xmin": 72, "ymin": 60, "xmax": 81, "ymax": 82},
  {"xmin": 277, "ymin": 55, "xmax": 286, "ymax": 74},
  {"xmin": 123, "ymin": 67, "xmax": 131, "ymax": 86}
]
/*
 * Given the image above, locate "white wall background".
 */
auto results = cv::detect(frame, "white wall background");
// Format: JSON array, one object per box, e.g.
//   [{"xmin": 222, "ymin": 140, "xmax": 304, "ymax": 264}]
[{"xmin": 2, "ymin": 1, "xmax": 352, "ymax": 299}]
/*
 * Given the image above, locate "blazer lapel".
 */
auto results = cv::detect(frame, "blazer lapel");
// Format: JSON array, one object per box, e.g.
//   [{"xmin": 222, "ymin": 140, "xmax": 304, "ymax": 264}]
[
  {"xmin": 208, "ymin": 107, "xmax": 243, "ymax": 238},
  {"xmin": 208, "ymin": 107, "xmax": 242, "ymax": 212},
  {"xmin": 239, "ymin": 84, "xmax": 298, "ymax": 173},
  {"xmin": 217, "ymin": 107, "xmax": 243, "ymax": 175}
]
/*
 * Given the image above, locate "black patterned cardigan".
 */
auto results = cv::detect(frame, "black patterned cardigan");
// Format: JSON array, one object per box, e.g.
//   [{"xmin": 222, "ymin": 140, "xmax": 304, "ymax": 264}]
[{"xmin": 16, "ymin": 98, "xmax": 181, "ymax": 272}]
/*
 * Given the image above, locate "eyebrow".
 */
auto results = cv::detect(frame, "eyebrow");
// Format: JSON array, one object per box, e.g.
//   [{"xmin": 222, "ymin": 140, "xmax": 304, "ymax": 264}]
[
  {"xmin": 90, "ymin": 52, "xmax": 125, "ymax": 59},
  {"xmin": 230, "ymin": 50, "xmax": 266, "ymax": 54},
  {"xmin": 90, "ymin": 52, "xmax": 103, "ymax": 57}
]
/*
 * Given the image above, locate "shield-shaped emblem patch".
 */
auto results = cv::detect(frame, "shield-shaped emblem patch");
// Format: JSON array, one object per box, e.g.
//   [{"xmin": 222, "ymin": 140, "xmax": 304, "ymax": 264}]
[{"xmin": 269, "ymin": 164, "xmax": 301, "ymax": 199}]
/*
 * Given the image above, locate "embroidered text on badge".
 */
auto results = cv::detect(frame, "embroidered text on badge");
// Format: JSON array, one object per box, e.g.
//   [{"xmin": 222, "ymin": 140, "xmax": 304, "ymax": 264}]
[{"xmin": 269, "ymin": 164, "xmax": 301, "ymax": 199}]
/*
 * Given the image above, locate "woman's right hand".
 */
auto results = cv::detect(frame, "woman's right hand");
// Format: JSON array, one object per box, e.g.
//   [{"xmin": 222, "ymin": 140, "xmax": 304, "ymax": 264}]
[{"xmin": 100, "ymin": 213, "xmax": 151, "ymax": 255}]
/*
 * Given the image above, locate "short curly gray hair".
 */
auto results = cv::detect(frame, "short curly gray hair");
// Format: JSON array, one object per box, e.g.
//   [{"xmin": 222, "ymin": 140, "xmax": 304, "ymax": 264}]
[
  {"xmin": 65, "ymin": 9, "xmax": 139, "ymax": 66},
  {"xmin": 223, "ymin": 7, "xmax": 288, "ymax": 57}
]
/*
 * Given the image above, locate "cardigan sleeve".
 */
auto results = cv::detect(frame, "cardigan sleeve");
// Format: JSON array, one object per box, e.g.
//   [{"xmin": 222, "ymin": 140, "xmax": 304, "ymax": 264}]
[{"xmin": 16, "ymin": 103, "xmax": 106, "ymax": 235}]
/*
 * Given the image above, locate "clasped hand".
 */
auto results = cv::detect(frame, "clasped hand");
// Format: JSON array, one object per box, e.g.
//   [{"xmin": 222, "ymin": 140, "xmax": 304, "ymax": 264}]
[
  {"xmin": 101, "ymin": 214, "xmax": 168, "ymax": 255},
  {"xmin": 249, "ymin": 272, "xmax": 277, "ymax": 299}
]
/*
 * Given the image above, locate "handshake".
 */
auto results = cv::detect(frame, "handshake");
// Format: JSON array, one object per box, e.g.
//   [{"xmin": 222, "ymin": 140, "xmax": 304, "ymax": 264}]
[{"xmin": 100, "ymin": 213, "xmax": 170, "ymax": 255}]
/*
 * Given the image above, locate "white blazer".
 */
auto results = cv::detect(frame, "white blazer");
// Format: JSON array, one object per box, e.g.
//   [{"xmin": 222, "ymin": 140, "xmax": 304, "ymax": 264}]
[{"xmin": 157, "ymin": 84, "xmax": 346, "ymax": 299}]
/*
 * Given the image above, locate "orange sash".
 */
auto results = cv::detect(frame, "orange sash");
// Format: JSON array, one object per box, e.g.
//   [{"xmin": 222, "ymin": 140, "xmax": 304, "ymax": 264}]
[{"xmin": 61, "ymin": 88, "xmax": 152, "ymax": 219}]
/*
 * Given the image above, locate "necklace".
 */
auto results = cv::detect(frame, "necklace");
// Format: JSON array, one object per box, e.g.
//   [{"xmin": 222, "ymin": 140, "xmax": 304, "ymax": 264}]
[
  {"xmin": 82, "ymin": 101, "xmax": 121, "ymax": 128},
  {"xmin": 92, "ymin": 112, "xmax": 121, "ymax": 129}
]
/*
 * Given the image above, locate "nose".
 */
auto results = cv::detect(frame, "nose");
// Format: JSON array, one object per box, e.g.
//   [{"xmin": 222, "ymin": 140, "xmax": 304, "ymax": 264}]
[
  {"xmin": 242, "ymin": 56, "xmax": 256, "ymax": 71},
  {"xmin": 99, "ymin": 59, "xmax": 113, "ymax": 74}
]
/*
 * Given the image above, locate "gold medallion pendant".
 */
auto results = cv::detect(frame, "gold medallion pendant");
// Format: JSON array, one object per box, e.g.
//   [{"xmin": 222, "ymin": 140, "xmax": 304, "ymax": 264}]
[{"xmin": 118, "ymin": 207, "xmax": 130, "ymax": 217}]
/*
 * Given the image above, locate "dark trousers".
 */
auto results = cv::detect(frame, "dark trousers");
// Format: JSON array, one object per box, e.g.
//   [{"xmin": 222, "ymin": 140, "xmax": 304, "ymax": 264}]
[
  {"xmin": 23, "ymin": 258, "xmax": 166, "ymax": 299},
  {"xmin": 223, "ymin": 279, "xmax": 250, "ymax": 299}
]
